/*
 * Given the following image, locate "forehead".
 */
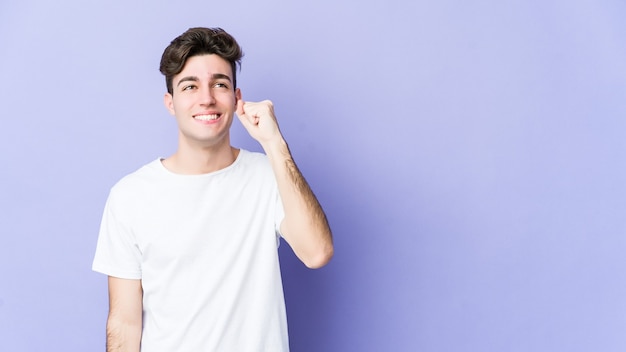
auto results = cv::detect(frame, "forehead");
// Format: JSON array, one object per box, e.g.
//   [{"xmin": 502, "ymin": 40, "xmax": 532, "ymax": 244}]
[{"xmin": 176, "ymin": 54, "xmax": 233, "ymax": 80}]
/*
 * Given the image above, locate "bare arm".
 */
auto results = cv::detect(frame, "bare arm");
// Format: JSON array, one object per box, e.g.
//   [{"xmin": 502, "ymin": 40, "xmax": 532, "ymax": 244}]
[
  {"xmin": 236, "ymin": 100, "xmax": 334, "ymax": 268},
  {"xmin": 106, "ymin": 277, "xmax": 143, "ymax": 352},
  {"xmin": 266, "ymin": 138, "xmax": 334, "ymax": 268}
]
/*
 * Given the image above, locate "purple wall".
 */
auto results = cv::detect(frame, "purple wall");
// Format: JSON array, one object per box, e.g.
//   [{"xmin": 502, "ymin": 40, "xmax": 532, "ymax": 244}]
[{"xmin": 1, "ymin": 1, "xmax": 625, "ymax": 351}]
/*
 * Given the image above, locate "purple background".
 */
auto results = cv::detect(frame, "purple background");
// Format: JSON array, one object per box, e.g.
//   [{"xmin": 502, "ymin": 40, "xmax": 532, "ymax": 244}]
[{"xmin": 1, "ymin": 1, "xmax": 625, "ymax": 351}]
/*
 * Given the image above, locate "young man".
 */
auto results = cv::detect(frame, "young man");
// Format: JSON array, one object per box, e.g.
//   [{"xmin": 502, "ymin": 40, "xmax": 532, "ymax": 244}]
[{"xmin": 92, "ymin": 27, "xmax": 333, "ymax": 352}]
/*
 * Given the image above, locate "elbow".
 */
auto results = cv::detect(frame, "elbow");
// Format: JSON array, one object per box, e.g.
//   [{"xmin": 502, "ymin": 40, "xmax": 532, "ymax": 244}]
[{"xmin": 303, "ymin": 243, "xmax": 334, "ymax": 269}]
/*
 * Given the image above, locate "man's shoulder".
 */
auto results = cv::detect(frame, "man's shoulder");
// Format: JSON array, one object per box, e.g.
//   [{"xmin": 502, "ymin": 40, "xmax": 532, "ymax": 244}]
[
  {"xmin": 236, "ymin": 149, "xmax": 275, "ymax": 177},
  {"xmin": 110, "ymin": 159, "xmax": 163, "ymax": 194},
  {"xmin": 238, "ymin": 149, "xmax": 270, "ymax": 168}
]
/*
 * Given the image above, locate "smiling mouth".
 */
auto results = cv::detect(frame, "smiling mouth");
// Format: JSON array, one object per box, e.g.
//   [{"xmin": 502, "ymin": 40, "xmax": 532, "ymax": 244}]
[{"xmin": 194, "ymin": 114, "xmax": 220, "ymax": 121}]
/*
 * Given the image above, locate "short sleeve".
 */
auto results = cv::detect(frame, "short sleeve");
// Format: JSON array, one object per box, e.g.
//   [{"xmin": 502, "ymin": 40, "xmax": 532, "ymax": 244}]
[
  {"xmin": 92, "ymin": 189, "xmax": 142, "ymax": 279},
  {"xmin": 274, "ymin": 181, "xmax": 285, "ymax": 247}
]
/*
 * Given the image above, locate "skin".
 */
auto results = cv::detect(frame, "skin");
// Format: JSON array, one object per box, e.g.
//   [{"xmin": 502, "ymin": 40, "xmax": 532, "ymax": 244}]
[
  {"xmin": 163, "ymin": 54, "xmax": 242, "ymax": 174},
  {"xmin": 106, "ymin": 277, "xmax": 142, "ymax": 351},
  {"xmin": 106, "ymin": 53, "xmax": 333, "ymax": 352}
]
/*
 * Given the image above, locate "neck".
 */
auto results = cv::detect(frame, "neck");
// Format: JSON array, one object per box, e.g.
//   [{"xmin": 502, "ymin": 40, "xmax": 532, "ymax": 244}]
[{"xmin": 162, "ymin": 138, "xmax": 239, "ymax": 175}]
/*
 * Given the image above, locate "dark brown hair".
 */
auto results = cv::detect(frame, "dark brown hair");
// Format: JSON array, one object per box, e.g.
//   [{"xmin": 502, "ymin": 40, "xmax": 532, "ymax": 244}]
[{"xmin": 159, "ymin": 27, "xmax": 243, "ymax": 94}]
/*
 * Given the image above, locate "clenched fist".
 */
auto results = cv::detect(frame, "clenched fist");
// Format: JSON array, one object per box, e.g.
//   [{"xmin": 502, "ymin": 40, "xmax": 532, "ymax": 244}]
[{"xmin": 236, "ymin": 99, "xmax": 283, "ymax": 146}]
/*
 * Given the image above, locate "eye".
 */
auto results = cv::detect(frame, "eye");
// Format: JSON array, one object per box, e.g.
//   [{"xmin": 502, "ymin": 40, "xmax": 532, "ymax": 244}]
[
  {"xmin": 214, "ymin": 82, "xmax": 229, "ymax": 89},
  {"xmin": 182, "ymin": 84, "xmax": 197, "ymax": 91}
]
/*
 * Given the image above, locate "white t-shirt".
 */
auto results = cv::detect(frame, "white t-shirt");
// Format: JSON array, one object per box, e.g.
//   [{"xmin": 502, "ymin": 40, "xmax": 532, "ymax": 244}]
[{"xmin": 93, "ymin": 150, "xmax": 289, "ymax": 352}]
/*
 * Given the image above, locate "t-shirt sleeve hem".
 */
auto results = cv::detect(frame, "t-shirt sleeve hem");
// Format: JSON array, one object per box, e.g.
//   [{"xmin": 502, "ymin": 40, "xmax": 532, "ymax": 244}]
[{"xmin": 92, "ymin": 264, "xmax": 142, "ymax": 280}]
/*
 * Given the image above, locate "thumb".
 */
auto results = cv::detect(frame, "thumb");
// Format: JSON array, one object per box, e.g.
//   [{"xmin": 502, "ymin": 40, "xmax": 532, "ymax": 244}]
[
  {"xmin": 236, "ymin": 98, "xmax": 245, "ymax": 117},
  {"xmin": 236, "ymin": 99, "xmax": 255, "ymax": 129}
]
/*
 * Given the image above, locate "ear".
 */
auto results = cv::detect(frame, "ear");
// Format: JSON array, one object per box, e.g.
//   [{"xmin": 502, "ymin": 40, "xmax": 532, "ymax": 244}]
[
  {"xmin": 235, "ymin": 88, "xmax": 242, "ymax": 106},
  {"xmin": 164, "ymin": 93, "xmax": 175, "ymax": 116}
]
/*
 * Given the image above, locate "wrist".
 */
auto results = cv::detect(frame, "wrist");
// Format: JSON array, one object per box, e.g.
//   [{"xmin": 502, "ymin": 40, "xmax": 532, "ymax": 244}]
[{"xmin": 262, "ymin": 137, "xmax": 290, "ymax": 160}]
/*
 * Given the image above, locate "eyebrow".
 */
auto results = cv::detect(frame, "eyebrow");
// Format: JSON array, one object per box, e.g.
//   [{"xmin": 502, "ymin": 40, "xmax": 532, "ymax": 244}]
[{"xmin": 176, "ymin": 74, "xmax": 232, "ymax": 87}]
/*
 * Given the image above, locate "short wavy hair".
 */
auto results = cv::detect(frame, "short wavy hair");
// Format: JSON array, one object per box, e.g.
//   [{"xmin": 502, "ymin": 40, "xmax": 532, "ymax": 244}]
[{"xmin": 159, "ymin": 27, "xmax": 243, "ymax": 94}]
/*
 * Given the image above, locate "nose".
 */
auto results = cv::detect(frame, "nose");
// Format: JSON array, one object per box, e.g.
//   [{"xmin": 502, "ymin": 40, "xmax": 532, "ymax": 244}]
[{"xmin": 199, "ymin": 86, "xmax": 216, "ymax": 106}]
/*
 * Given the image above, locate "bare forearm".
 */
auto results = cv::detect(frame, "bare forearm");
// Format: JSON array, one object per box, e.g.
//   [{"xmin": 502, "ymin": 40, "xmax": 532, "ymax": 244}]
[
  {"xmin": 264, "ymin": 138, "xmax": 333, "ymax": 268},
  {"xmin": 236, "ymin": 99, "xmax": 333, "ymax": 267},
  {"xmin": 283, "ymin": 155, "xmax": 330, "ymax": 236},
  {"xmin": 106, "ymin": 316, "xmax": 142, "ymax": 352}
]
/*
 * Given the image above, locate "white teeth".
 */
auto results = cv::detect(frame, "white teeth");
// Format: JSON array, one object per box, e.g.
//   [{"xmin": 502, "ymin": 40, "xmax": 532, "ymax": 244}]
[{"xmin": 194, "ymin": 114, "xmax": 219, "ymax": 121}]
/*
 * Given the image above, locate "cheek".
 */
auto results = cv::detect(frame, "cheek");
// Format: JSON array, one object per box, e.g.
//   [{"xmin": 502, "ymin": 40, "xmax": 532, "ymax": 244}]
[
  {"xmin": 217, "ymin": 91, "xmax": 237, "ymax": 104},
  {"xmin": 172, "ymin": 96, "xmax": 193, "ymax": 111}
]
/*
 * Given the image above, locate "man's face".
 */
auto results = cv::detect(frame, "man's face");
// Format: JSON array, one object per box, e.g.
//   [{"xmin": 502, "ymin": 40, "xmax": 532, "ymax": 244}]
[{"xmin": 164, "ymin": 54, "xmax": 241, "ymax": 148}]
